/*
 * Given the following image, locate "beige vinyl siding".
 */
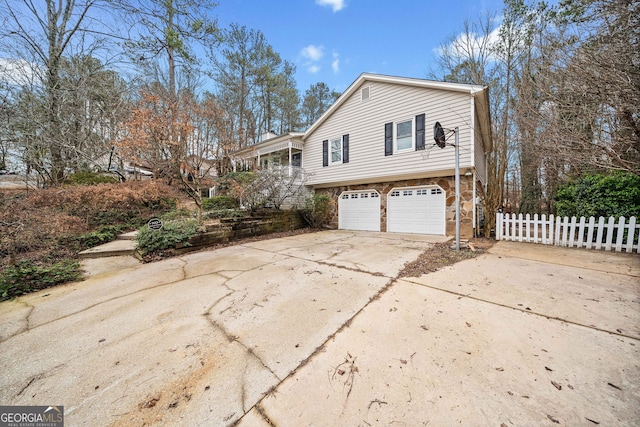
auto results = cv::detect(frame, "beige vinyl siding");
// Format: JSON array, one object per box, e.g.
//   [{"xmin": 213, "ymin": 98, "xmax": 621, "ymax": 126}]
[
  {"xmin": 305, "ymin": 80, "xmax": 476, "ymax": 187},
  {"xmin": 474, "ymin": 108, "xmax": 487, "ymax": 186}
]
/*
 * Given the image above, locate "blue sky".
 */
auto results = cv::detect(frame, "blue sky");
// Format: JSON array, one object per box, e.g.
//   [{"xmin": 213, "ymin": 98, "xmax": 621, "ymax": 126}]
[{"xmin": 215, "ymin": 0, "xmax": 506, "ymax": 93}]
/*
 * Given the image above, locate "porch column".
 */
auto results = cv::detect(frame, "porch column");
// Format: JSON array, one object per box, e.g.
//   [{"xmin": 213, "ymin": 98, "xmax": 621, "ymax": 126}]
[{"xmin": 288, "ymin": 141, "xmax": 292, "ymax": 177}]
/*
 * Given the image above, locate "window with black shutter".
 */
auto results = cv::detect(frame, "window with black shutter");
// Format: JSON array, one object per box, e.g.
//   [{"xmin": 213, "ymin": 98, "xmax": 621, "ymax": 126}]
[
  {"xmin": 384, "ymin": 122, "xmax": 393, "ymax": 156},
  {"xmin": 342, "ymin": 134, "xmax": 349, "ymax": 163},
  {"xmin": 322, "ymin": 140, "xmax": 328, "ymax": 167},
  {"xmin": 415, "ymin": 113, "xmax": 425, "ymax": 151}
]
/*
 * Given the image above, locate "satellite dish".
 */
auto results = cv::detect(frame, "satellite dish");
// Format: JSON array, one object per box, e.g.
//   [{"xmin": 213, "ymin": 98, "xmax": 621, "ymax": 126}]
[{"xmin": 433, "ymin": 122, "xmax": 446, "ymax": 148}]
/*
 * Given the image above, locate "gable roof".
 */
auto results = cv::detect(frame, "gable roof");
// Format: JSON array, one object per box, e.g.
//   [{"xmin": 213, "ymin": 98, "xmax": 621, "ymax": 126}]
[{"xmin": 302, "ymin": 73, "xmax": 492, "ymax": 152}]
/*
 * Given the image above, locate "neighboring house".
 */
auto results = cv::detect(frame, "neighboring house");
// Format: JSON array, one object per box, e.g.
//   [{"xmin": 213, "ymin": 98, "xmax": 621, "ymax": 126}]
[{"xmin": 234, "ymin": 73, "xmax": 492, "ymax": 238}]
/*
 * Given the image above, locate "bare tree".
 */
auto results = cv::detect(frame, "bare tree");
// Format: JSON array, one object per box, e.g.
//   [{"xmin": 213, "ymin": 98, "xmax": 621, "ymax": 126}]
[
  {"xmin": 0, "ymin": 0, "xmax": 119, "ymax": 185},
  {"xmin": 430, "ymin": 12, "xmax": 516, "ymax": 235},
  {"xmin": 539, "ymin": 0, "xmax": 640, "ymax": 176}
]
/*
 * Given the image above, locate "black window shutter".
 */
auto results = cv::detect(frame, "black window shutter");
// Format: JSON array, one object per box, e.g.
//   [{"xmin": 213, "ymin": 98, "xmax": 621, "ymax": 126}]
[
  {"xmin": 415, "ymin": 113, "xmax": 425, "ymax": 151},
  {"xmin": 342, "ymin": 134, "xmax": 349, "ymax": 163},
  {"xmin": 322, "ymin": 140, "xmax": 328, "ymax": 167},
  {"xmin": 384, "ymin": 123, "xmax": 393, "ymax": 156}
]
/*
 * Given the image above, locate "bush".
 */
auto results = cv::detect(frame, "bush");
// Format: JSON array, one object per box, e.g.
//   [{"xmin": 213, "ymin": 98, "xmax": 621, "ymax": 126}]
[
  {"xmin": 1, "ymin": 180, "xmax": 178, "ymax": 273},
  {"xmin": 1, "ymin": 259, "xmax": 81, "ymax": 301},
  {"xmin": 59, "ymin": 225, "xmax": 126, "ymax": 252},
  {"xmin": 66, "ymin": 171, "xmax": 119, "ymax": 185},
  {"xmin": 203, "ymin": 208, "xmax": 245, "ymax": 220},
  {"xmin": 136, "ymin": 219, "xmax": 198, "ymax": 255},
  {"xmin": 554, "ymin": 172, "xmax": 640, "ymax": 218},
  {"xmin": 301, "ymin": 194, "xmax": 333, "ymax": 227},
  {"xmin": 203, "ymin": 196, "xmax": 239, "ymax": 211}
]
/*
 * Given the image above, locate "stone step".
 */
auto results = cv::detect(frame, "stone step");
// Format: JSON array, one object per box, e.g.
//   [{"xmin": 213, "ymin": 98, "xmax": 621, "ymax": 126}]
[
  {"xmin": 78, "ymin": 238, "xmax": 137, "ymax": 259},
  {"xmin": 118, "ymin": 230, "xmax": 138, "ymax": 240}
]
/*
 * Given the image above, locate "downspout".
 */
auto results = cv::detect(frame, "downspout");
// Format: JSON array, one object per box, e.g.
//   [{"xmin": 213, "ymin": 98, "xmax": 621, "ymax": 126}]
[{"xmin": 473, "ymin": 172, "xmax": 477, "ymax": 237}]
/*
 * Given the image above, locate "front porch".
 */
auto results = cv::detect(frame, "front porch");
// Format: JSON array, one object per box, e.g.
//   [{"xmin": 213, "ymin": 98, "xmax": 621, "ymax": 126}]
[{"xmin": 233, "ymin": 132, "xmax": 305, "ymax": 178}]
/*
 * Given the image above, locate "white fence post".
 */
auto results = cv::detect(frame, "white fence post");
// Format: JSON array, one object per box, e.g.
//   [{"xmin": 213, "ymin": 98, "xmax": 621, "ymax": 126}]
[
  {"xmin": 577, "ymin": 217, "xmax": 586, "ymax": 248},
  {"xmin": 518, "ymin": 214, "xmax": 524, "ymax": 242},
  {"xmin": 568, "ymin": 216, "xmax": 577, "ymax": 248},
  {"xmin": 626, "ymin": 217, "xmax": 637, "ymax": 253},
  {"xmin": 595, "ymin": 217, "xmax": 605, "ymax": 250},
  {"xmin": 605, "ymin": 216, "xmax": 615, "ymax": 251},
  {"xmin": 615, "ymin": 216, "xmax": 625, "ymax": 252},
  {"xmin": 586, "ymin": 217, "xmax": 595, "ymax": 249}
]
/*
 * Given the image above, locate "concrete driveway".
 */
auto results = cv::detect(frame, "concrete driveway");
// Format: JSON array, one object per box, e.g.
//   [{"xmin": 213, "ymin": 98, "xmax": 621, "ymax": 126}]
[{"xmin": 0, "ymin": 231, "xmax": 638, "ymax": 426}]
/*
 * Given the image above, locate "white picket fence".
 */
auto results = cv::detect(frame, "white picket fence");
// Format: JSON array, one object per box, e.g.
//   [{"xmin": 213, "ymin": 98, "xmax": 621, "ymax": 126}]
[{"xmin": 496, "ymin": 213, "xmax": 639, "ymax": 253}]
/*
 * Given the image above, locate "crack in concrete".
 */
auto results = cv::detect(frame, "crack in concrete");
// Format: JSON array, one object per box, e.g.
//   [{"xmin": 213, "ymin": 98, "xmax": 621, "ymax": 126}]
[
  {"xmin": 0, "ymin": 300, "xmax": 34, "ymax": 343},
  {"xmin": 234, "ymin": 277, "xmax": 399, "ymax": 425},
  {"xmin": 241, "ymin": 362, "xmax": 248, "ymax": 413},
  {"xmin": 241, "ymin": 243, "xmax": 392, "ymax": 279},
  {"xmin": 246, "ymin": 403, "xmax": 277, "ymax": 427},
  {"xmin": 16, "ymin": 375, "xmax": 39, "ymax": 397},
  {"xmin": 402, "ymin": 277, "xmax": 640, "ymax": 341},
  {"xmin": 202, "ymin": 310, "xmax": 280, "ymax": 382},
  {"xmin": 3, "ymin": 254, "xmax": 275, "ymax": 340},
  {"xmin": 243, "ymin": 233, "xmax": 356, "ymax": 253}
]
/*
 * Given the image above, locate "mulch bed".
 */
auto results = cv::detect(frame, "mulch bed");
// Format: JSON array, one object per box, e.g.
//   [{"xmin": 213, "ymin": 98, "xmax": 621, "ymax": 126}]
[{"xmin": 398, "ymin": 238, "xmax": 494, "ymax": 278}]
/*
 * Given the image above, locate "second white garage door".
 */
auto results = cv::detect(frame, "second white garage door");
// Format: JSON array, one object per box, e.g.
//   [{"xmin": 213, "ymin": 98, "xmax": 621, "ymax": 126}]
[
  {"xmin": 338, "ymin": 190, "xmax": 381, "ymax": 232},
  {"xmin": 387, "ymin": 186, "xmax": 446, "ymax": 235}
]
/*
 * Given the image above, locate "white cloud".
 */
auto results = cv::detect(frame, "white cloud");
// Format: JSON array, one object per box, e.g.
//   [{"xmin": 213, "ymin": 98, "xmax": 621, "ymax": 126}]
[
  {"xmin": 434, "ymin": 27, "xmax": 501, "ymax": 61},
  {"xmin": 308, "ymin": 64, "xmax": 321, "ymax": 74},
  {"xmin": 332, "ymin": 52, "xmax": 340, "ymax": 73},
  {"xmin": 0, "ymin": 58, "xmax": 40, "ymax": 86},
  {"xmin": 301, "ymin": 45, "xmax": 324, "ymax": 61},
  {"xmin": 315, "ymin": 0, "xmax": 345, "ymax": 12}
]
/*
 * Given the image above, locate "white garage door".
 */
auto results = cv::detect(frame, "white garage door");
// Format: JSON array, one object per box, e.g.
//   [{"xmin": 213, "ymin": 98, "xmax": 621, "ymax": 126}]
[
  {"xmin": 338, "ymin": 190, "xmax": 381, "ymax": 232},
  {"xmin": 387, "ymin": 186, "xmax": 446, "ymax": 235}
]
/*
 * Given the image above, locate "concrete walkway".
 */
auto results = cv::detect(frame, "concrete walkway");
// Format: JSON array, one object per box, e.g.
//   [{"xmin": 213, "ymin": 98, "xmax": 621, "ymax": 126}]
[{"xmin": 0, "ymin": 232, "xmax": 638, "ymax": 426}]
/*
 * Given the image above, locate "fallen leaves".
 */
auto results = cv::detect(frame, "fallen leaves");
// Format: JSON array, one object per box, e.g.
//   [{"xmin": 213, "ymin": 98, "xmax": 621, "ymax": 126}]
[
  {"xmin": 397, "ymin": 241, "xmax": 491, "ymax": 278},
  {"xmin": 547, "ymin": 414, "xmax": 560, "ymax": 424},
  {"xmin": 139, "ymin": 394, "xmax": 161, "ymax": 409},
  {"xmin": 330, "ymin": 353, "xmax": 359, "ymax": 398}
]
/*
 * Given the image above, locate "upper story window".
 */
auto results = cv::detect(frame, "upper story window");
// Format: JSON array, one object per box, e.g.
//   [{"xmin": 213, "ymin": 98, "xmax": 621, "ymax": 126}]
[
  {"xmin": 385, "ymin": 113, "xmax": 425, "ymax": 156},
  {"xmin": 330, "ymin": 137, "xmax": 342, "ymax": 164},
  {"xmin": 322, "ymin": 134, "xmax": 350, "ymax": 167},
  {"xmin": 395, "ymin": 119, "xmax": 413, "ymax": 152}
]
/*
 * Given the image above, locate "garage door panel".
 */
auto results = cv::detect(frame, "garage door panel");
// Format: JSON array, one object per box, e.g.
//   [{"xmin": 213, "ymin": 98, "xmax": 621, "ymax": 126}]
[
  {"xmin": 387, "ymin": 186, "xmax": 445, "ymax": 235},
  {"xmin": 339, "ymin": 191, "xmax": 380, "ymax": 232}
]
